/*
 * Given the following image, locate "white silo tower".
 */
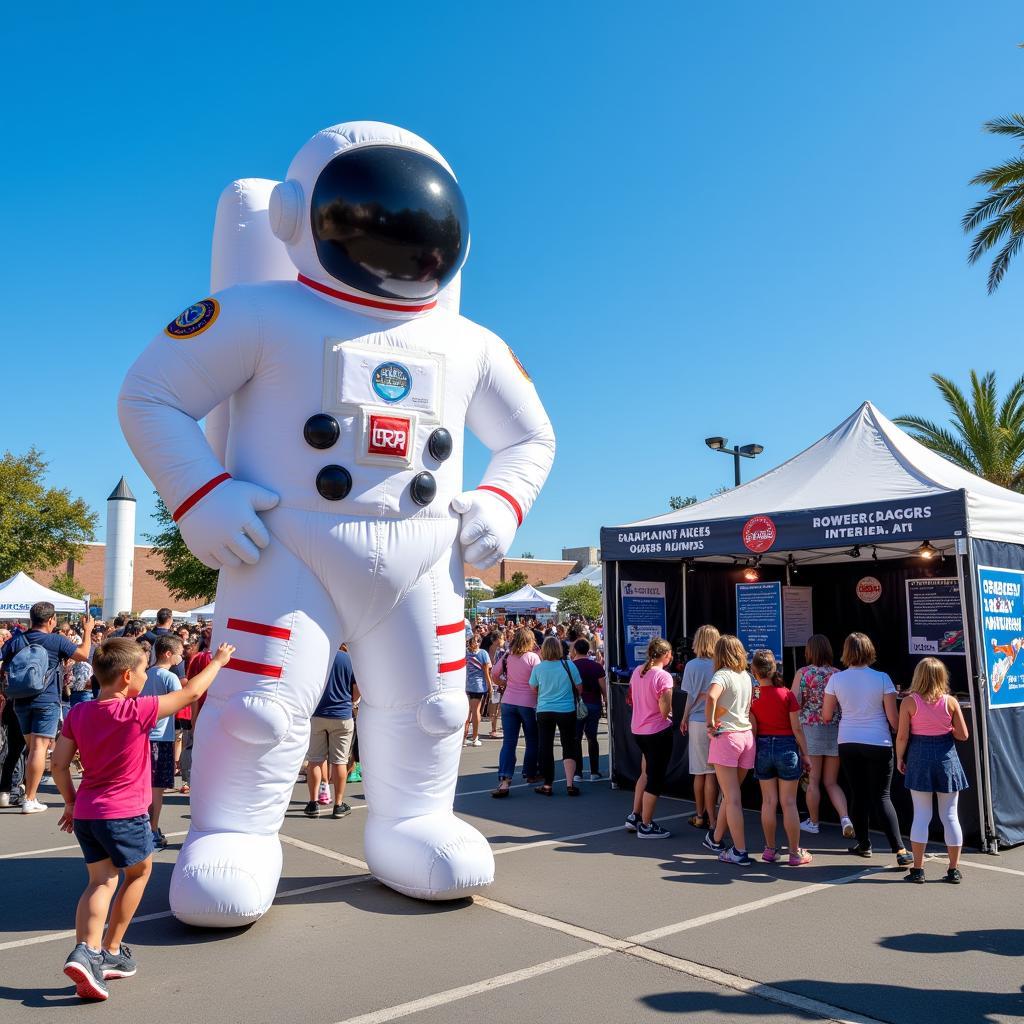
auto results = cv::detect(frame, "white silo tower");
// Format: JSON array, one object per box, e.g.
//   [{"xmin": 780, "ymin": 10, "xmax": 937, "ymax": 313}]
[{"xmin": 104, "ymin": 477, "xmax": 137, "ymax": 618}]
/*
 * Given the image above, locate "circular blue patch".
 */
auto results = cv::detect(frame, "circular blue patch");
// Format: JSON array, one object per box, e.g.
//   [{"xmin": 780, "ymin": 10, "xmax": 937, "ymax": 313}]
[
  {"xmin": 371, "ymin": 361, "xmax": 412, "ymax": 403},
  {"xmin": 165, "ymin": 298, "xmax": 220, "ymax": 339}
]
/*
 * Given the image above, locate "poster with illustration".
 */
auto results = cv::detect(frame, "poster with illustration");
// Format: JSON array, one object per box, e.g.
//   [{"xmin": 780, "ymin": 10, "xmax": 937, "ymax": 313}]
[{"xmin": 977, "ymin": 565, "xmax": 1024, "ymax": 709}]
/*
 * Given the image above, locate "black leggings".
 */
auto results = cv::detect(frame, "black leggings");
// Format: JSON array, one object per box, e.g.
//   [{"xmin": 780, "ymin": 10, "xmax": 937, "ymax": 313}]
[
  {"xmin": 839, "ymin": 742, "xmax": 904, "ymax": 851},
  {"xmin": 536, "ymin": 711, "xmax": 581, "ymax": 785},
  {"xmin": 634, "ymin": 726, "xmax": 674, "ymax": 798},
  {"xmin": 0, "ymin": 698, "xmax": 26, "ymax": 793}
]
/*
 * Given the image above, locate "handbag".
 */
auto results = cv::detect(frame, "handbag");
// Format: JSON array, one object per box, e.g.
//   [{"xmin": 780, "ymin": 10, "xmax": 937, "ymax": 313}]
[{"xmin": 561, "ymin": 659, "xmax": 588, "ymax": 721}]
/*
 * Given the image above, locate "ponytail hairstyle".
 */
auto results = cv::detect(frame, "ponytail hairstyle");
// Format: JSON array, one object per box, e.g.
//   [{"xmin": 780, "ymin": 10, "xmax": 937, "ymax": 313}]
[
  {"xmin": 750, "ymin": 648, "xmax": 779, "ymax": 683},
  {"xmin": 641, "ymin": 637, "xmax": 672, "ymax": 676}
]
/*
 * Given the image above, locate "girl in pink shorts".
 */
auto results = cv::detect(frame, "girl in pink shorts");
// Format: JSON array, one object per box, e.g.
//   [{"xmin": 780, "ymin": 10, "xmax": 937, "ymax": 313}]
[{"xmin": 704, "ymin": 635, "xmax": 754, "ymax": 865}]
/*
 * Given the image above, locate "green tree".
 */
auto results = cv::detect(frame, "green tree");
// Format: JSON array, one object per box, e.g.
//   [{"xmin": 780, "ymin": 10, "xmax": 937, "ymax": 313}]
[
  {"xmin": 492, "ymin": 571, "xmax": 529, "ymax": 598},
  {"xmin": 668, "ymin": 495, "xmax": 697, "ymax": 510},
  {"xmin": 144, "ymin": 494, "xmax": 219, "ymax": 602},
  {"xmin": 47, "ymin": 572, "xmax": 86, "ymax": 600},
  {"xmin": 555, "ymin": 581, "xmax": 602, "ymax": 619},
  {"xmin": 895, "ymin": 371, "xmax": 1024, "ymax": 490},
  {"xmin": 0, "ymin": 448, "xmax": 97, "ymax": 580},
  {"xmin": 963, "ymin": 112, "xmax": 1024, "ymax": 292},
  {"xmin": 519, "ymin": 551, "xmax": 535, "ymax": 558}
]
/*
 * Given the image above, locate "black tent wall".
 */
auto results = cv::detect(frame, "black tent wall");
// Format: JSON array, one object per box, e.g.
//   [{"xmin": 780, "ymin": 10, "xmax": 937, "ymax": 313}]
[{"xmin": 970, "ymin": 539, "xmax": 1024, "ymax": 847}]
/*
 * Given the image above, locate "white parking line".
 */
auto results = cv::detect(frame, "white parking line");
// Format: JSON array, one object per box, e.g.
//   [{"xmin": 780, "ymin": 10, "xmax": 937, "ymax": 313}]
[
  {"xmin": 0, "ymin": 830, "xmax": 189, "ymax": 860},
  {"xmin": 331, "ymin": 948, "xmax": 612, "ymax": 1024},
  {"xmin": 0, "ymin": 874, "xmax": 370, "ymax": 952}
]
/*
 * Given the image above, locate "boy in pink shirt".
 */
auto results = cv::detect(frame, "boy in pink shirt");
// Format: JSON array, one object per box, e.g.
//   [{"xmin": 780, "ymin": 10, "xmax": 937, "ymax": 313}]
[{"xmin": 51, "ymin": 637, "xmax": 234, "ymax": 1001}]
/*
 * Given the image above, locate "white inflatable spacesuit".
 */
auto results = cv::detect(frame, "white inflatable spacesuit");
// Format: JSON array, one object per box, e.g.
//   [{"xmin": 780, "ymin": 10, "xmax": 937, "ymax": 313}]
[{"xmin": 119, "ymin": 122, "xmax": 555, "ymax": 926}]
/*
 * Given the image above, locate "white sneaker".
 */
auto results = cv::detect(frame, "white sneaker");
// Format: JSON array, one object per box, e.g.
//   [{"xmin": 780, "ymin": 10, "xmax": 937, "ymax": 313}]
[
  {"xmin": 840, "ymin": 816, "xmax": 855, "ymax": 838},
  {"xmin": 799, "ymin": 819, "xmax": 820, "ymax": 834},
  {"xmin": 0, "ymin": 792, "xmax": 10, "ymax": 807},
  {"xmin": 471, "ymin": 739, "xmax": 482, "ymax": 747},
  {"xmin": 21, "ymin": 798, "xmax": 47, "ymax": 814}
]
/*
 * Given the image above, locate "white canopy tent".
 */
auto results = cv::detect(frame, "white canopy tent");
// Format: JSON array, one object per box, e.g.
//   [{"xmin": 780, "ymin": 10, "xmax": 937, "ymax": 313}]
[
  {"xmin": 477, "ymin": 584, "xmax": 558, "ymax": 613},
  {"xmin": 139, "ymin": 609, "xmax": 190, "ymax": 621},
  {"xmin": 0, "ymin": 572, "xmax": 85, "ymax": 618},
  {"xmin": 603, "ymin": 401, "xmax": 1024, "ymax": 565},
  {"xmin": 464, "ymin": 577, "xmax": 494, "ymax": 594},
  {"xmin": 188, "ymin": 602, "xmax": 216, "ymax": 621},
  {"xmin": 539, "ymin": 563, "xmax": 602, "ymax": 596}
]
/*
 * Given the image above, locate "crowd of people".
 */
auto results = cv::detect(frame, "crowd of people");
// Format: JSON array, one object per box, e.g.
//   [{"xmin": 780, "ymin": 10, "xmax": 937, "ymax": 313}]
[
  {"xmin": 0, "ymin": 602, "xmax": 971, "ymax": 1002},
  {"xmin": 625, "ymin": 627, "xmax": 969, "ymax": 884}
]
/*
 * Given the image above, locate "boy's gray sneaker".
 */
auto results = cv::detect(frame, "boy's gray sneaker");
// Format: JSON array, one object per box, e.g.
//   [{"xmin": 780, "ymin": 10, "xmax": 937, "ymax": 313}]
[
  {"xmin": 63, "ymin": 943, "xmax": 109, "ymax": 1000},
  {"xmin": 101, "ymin": 943, "xmax": 137, "ymax": 979},
  {"xmin": 331, "ymin": 802, "xmax": 352, "ymax": 819}
]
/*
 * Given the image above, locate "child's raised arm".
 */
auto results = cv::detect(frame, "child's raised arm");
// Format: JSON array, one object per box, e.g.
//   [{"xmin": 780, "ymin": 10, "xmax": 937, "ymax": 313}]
[{"xmin": 156, "ymin": 644, "xmax": 235, "ymax": 720}]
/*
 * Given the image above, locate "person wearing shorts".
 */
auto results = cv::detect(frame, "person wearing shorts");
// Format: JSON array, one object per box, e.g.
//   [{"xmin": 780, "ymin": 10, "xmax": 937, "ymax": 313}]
[
  {"xmin": 140, "ymin": 636, "xmax": 183, "ymax": 849},
  {"xmin": 463, "ymin": 635, "xmax": 491, "ymax": 746},
  {"xmin": 304, "ymin": 647, "xmax": 357, "ymax": 820},
  {"xmin": 750, "ymin": 650, "xmax": 812, "ymax": 866},
  {"xmin": 705, "ymin": 635, "xmax": 754, "ymax": 865},
  {"xmin": 680, "ymin": 624, "xmax": 720, "ymax": 830}
]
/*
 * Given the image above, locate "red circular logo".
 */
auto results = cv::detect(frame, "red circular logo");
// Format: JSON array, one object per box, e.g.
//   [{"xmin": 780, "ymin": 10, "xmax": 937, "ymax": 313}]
[{"xmin": 742, "ymin": 515, "xmax": 777, "ymax": 553}]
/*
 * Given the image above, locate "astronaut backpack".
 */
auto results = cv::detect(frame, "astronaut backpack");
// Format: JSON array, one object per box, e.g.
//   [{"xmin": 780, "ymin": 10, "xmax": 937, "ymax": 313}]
[{"xmin": 5, "ymin": 639, "xmax": 53, "ymax": 699}]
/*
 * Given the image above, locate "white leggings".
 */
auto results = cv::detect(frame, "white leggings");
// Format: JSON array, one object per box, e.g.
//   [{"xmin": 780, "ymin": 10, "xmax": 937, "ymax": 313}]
[{"xmin": 909, "ymin": 790, "xmax": 962, "ymax": 847}]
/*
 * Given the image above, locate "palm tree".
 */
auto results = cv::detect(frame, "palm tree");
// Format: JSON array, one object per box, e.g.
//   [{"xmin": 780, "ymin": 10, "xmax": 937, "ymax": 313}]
[
  {"xmin": 963, "ymin": 114, "xmax": 1024, "ymax": 293},
  {"xmin": 895, "ymin": 371, "xmax": 1024, "ymax": 490}
]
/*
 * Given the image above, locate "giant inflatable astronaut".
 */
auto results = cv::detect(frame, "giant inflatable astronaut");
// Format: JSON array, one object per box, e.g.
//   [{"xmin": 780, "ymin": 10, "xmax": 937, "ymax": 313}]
[{"xmin": 119, "ymin": 122, "xmax": 555, "ymax": 926}]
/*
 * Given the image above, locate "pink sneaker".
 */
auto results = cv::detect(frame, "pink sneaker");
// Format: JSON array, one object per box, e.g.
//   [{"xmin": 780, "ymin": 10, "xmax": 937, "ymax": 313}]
[
  {"xmin": 788, "ymin": 848, "xmax": 813, "ymax": 866},
  {"xmin": 317, "ymin": 782, "xmax": 331, "ymax": 805},
  {"xmin": 761, "ymin": 847, "xmax": 778, "ymax": 863}
]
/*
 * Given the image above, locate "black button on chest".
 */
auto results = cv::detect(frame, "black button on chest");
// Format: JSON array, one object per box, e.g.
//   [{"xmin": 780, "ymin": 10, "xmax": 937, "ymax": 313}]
[
  {"xmin": 409, "ymin": 471, "xmax": 437, "ymax": 506},
  {"xmin": 316, "ymin": 465, "xmax": 353, "ymax": 501},
  {"xmin": 304, "ymin": 414, "xmax": 340, "ymax": 450},
  {"xmin": 428, "ymin": 428, "xmax": 453, "ymax": 462}
]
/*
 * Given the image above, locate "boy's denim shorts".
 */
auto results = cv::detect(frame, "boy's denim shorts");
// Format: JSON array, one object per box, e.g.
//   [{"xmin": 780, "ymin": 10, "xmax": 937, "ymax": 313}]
[
  {"xmin": 754, "ymin": 735, "xmax": 802, "ymax": 781},
  {"xmin": 74, "ymin": 815, "xmax": 155, "ymax": 868}
]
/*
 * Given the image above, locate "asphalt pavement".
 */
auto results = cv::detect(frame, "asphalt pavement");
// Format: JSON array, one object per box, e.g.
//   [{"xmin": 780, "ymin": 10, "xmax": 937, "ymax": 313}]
[{"xmin": 1, "ymin": 726, "xmax": 1022, "ymax": 1024}]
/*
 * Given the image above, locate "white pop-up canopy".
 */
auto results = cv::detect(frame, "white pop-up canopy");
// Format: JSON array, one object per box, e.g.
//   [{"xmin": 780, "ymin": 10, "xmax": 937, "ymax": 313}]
[
  {"xmin": 477, "ymin": 583, "xmax": 558, "ymax": 612},
  {"xmin": 539, "ymin": 563, "xmax": 602, "ymax": 595},
  {"xmin": 602, "ymin": 401, "xmax": 1024, "ymax": 564},
  {"xmin": 0, "ymin": 572, "xmax": 85, "ymax": 618},
  {"xmin": 188, "ymin": 602, "xmax": 216, "ymax": 621}
]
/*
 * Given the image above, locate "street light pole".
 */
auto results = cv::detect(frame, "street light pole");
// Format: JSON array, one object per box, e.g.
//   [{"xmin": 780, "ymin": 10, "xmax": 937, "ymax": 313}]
[{"xmin": 704, "ymin": 437, "xmax": 764, "ymax": 486}]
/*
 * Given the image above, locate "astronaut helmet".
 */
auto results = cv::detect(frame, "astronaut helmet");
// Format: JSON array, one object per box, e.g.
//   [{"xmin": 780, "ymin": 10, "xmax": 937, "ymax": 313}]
[{"xmin": 270, "ymin": 122, "xmax": 469, "ymax": 309}]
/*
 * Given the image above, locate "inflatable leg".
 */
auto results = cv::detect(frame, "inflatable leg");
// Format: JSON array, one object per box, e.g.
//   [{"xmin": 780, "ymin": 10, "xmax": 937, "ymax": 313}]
[
  {"xmin": 349, "ymin": 551, "xmax": 494, "ymax": 900},
  {"xmin": 170, "ymin": 536, "xmax": 340, "ymax": 927}
]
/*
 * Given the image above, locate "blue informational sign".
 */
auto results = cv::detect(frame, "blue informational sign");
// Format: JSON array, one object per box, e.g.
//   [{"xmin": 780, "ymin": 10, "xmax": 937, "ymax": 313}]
[
  {"xmin": 977, "ymin": 565, "xmax": 1024, "ymax": 709},
  {"xmin": 905, "ymin": 578, "xmax": 964, "ymax": 656},
  {"xmin": 736, "ymin": 582, "xmax": 783, "ymax": 661},
  {"xmin": 620, "ymin": 580, "xmax": 667, "ymax": 670}
]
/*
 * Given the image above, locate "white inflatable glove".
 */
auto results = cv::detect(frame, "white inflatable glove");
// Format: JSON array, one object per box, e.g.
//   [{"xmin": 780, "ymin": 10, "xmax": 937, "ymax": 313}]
[
  {"xmin": 451, "ymin": 489, "xmax": 519, "ymax": 570},
  {"xmin": 178, "ymin": 479, "xmax": 280, "ymax": 570}
]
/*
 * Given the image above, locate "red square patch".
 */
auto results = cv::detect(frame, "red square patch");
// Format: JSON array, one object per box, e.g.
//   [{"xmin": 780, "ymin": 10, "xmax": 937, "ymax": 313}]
[{"xmin": 367, "ymin": 414, "xmax": 412, "ymax": 458}]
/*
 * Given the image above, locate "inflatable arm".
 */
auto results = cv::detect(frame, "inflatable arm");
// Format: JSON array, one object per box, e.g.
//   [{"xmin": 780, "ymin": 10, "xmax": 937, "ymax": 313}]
[{"xmin": 454, "ymin": 337, "xmax": 555, "ymax": 569}]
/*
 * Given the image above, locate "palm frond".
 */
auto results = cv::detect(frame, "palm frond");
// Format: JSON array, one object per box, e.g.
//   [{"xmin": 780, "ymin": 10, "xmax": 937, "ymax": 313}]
[
  {"xmin": 967, "ymin": 209, "xmax": 1015, "ymax": 264},
  {"xmin": 961, "ymin": 183, "xmax": 1024, "ymax": 233},
  {"xmin": 968, "ymin": 158, "xmax": 1024, "ymax": 190},
  {"xmin": 987, "ymin": 227, "xmax": 1024, "ymax": 293},
  {"xmin": 894, "ymin": 414, "xmax": 978, "ymax": 472},
  {"xmin": 981, "ymin": 114, "xmax": 1024, "ymax": 140}
]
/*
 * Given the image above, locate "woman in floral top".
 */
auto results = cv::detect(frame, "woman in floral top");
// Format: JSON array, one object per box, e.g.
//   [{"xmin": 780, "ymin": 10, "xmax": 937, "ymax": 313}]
[{"xmin": 791, "ymin": 634, "xmax": 853, "ymax": 837}]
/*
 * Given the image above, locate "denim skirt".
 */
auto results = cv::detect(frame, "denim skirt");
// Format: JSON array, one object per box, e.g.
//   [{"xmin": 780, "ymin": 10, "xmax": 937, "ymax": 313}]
[
  {"xmin": 905, "ymin": 734, "xmax": 968, "ymax": 793},
  {"xmin": 803, "ymin": 722, "xmax": 840, "ymax": 757}
]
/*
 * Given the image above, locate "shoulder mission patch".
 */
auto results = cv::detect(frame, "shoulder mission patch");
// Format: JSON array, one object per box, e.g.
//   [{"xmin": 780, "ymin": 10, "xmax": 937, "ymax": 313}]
[
  {"xmin": 165, "ymin": 298, "xmax": 220, "ymax": 339},
  {"xmin": 507, "ymin": 345, "xmax": 531, "ymax": 381}
]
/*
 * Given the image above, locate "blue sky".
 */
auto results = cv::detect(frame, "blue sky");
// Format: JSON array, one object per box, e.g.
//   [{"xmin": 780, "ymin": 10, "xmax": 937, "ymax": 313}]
[{"xmin": 3, "ymin": 3, "xmax": 1022, "ymax": 559}]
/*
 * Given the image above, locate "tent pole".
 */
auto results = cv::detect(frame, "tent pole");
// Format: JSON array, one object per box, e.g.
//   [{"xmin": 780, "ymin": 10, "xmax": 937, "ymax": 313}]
[
  {"xmin": 956, "ymin": 546, "xmax": 989, "ymax": 852},
  {"xmin": 960, "ymin": 543, "xmax": 997, "ymax": 852},
  {"xmin": 602, "ymin": 558, "xmax": 617, "ymax": 789},
  {"xmin": 681, "ymin": 560, "xmax": 688, "ymax": 640}
]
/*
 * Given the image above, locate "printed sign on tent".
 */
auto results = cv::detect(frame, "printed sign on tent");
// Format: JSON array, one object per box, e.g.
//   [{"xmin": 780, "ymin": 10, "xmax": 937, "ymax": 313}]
[
  {"xmin": 736, "ymin": 581, "xmax": 782, "ymax": 661},
  {"xmin": 905, "ymin": 578, "xmax": 964, "ymax": 656},
  {"xmin": 977, "ymin": 565, "xmax": 1024, "ymax": 709},
  {"xmin": 620, "ymin": 580, "xmax": 667, "ymax": 670},
  {"xmin": 782, "ymin": 586, "xmax": 814, "ymax": 648}
]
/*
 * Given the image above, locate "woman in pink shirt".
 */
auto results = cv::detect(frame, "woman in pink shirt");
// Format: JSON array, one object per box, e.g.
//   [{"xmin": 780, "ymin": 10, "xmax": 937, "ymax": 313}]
[
  {"xmin": 625, "ymin": 638, "xmax": 675, "ymax": 839},
  {"xmin": 491, "ymin": 627, "xmax": 542, "ymax": 797}
]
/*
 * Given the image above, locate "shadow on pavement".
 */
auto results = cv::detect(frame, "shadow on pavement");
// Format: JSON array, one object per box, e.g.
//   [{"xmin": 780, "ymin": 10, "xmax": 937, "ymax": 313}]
[
  {"xmin": 879, "ymin": 927, "xmax": 1024, "ymax": 957},
  {"xmin": 641, "ymin": 981, "xmax": 1024, "ymax": 1022}
]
